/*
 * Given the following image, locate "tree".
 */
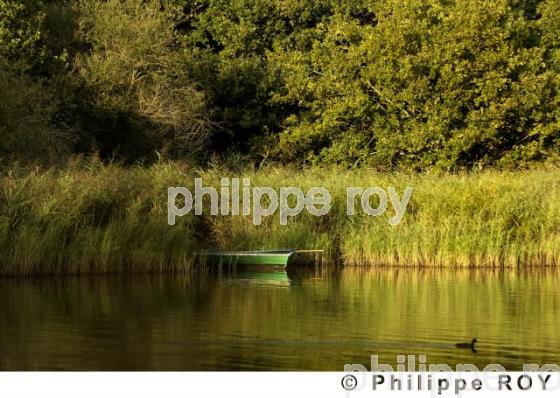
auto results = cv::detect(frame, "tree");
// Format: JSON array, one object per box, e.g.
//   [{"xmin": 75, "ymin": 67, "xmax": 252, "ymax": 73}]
[
  {"xmin": 74, "ymin": 0, "xmax": 211, "ymax": 159},
  {"xmin": 265, "ymin": 0, "xmax": 560, "ymax": 169}
]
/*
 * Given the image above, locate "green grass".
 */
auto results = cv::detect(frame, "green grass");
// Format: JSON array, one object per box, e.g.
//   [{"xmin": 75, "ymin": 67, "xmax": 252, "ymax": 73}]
[
  {"xmin": 1, "ymin": 161, "xmax": 559, "ymax": 275},
  {"xmin": 0, "ymin": 161, "xmax": 198, "ymax": 275}
]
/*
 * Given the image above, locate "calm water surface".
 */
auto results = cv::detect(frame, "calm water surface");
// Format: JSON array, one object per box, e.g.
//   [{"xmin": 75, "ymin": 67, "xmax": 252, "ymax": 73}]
[{"xmin": 1, "ymin": 267, "xmax": 559, "ymax": 370}]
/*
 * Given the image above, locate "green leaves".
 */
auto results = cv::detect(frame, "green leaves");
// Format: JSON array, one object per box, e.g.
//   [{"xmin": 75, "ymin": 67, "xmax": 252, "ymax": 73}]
[
  {"xmin": 0, "ymin": 0, "xmax": 46, "ymax": 74},
  {"xmin": 1, "ymin": 0, "xmax": 559, "ymax": 169},
  {"xmin": 253, "ymin": 0, "xmax": 560, "ymax": 169}
]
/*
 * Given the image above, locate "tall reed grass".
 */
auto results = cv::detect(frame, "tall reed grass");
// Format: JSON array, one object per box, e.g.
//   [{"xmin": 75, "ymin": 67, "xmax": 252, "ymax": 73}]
[
  {"xmin": 0, "ymin": 161, "xmax": 198, "ymax": 275},
  {"xmin": 1, "ymin": 160, "xmax": 558, "ymax": 275}
]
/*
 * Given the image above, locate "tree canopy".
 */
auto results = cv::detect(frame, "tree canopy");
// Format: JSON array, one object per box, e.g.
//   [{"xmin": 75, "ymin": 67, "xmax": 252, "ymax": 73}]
[{"xmin": 1, "ymin": 0, "xmax": 559, "ymax": 169}]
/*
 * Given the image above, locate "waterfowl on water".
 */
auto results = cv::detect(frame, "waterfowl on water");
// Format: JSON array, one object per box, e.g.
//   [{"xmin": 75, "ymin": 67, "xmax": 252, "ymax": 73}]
[{"xmin": 455, "ymin": 338, "xmax": 477, "ymax": 353}]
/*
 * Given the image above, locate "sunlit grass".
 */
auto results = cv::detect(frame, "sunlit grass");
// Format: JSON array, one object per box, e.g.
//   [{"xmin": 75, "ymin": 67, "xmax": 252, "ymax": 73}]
[
  {"xmin": 1, "ymin": 160, "xmax": 558, "ymax": 275},
  {"xmin": 203, "ymin": 165, "xmax": 560, "ymax": 267},
  {"xmin": 0, "ymin": 161, "xmax": 198, "ymax": 275}
]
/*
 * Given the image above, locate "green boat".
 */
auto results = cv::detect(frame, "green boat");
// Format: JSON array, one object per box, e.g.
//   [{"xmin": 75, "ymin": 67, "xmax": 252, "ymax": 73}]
[
  {"xmin": 196, "ymin": 249, "xmax": 294, "ymax": 267},
  {"xmin": 195, "ymin": 249, "xmax": 323, "ymax": 268}
]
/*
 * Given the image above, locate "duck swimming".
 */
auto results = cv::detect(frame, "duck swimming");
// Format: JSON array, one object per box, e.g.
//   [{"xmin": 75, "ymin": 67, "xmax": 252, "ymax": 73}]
[{"xmin": 455, "ymin": 338, "xmax": 477, "ymax": 353}]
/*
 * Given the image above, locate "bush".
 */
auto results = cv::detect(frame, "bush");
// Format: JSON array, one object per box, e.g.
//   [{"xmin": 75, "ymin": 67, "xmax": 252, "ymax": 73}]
[
  {"xmin": 74, "ymin": 0, "xmax": 211, "ymax": 159},
  {"xmin": 0, "ymin": 62, "xmax": 75, "ymax": 162},
  {"xmin": 265, "ymin": 0, "xmax": 560, "ymax": 169}
]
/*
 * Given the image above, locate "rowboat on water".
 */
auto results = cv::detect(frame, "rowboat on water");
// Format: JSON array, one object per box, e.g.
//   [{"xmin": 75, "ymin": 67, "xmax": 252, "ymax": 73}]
[{"xmin": 195, "ymin": 249, "xmax": 323, "ymax": 268}]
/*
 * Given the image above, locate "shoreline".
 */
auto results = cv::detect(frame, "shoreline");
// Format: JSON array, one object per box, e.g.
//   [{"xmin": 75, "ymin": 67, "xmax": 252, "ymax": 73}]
[{"xmin": 1, "ymin": 163, "xmax": 558, "ymax": 276}]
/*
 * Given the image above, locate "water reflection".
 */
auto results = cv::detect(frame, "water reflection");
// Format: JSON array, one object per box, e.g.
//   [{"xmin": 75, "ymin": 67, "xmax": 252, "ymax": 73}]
[{"xmin": 0, "ymin": 267, "xmax": 559, "ymax": 370}]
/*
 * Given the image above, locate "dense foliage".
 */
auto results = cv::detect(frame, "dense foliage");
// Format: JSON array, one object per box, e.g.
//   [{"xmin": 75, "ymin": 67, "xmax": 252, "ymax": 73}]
[{"xmin": 1, "ymin": 0, "xmax": 559, "ymax": 169}]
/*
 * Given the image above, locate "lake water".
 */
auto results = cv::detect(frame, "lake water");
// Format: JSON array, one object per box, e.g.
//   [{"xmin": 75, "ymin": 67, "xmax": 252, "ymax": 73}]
[{"xmin": 1, "ymin": 267, "xmax": 559, "ymax": 371}]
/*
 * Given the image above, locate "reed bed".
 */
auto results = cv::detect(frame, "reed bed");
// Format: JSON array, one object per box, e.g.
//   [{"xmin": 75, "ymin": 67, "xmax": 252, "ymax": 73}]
[
  {"xmin": 1, "ymin": 161, "xmax": 558, "ymax": 275},
  {"xmin": 0, "ymin": 161, "xmax": 199, "ymax": 275},
  {"xmin": 204, "ymin": 165, "xmax": 560, "ymax": 268}
]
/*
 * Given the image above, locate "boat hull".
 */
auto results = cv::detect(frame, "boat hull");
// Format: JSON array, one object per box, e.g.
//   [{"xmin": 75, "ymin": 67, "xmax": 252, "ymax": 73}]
[{"xmin": 197, "ymin": 250, "xmax": 294, "ymax": 268}]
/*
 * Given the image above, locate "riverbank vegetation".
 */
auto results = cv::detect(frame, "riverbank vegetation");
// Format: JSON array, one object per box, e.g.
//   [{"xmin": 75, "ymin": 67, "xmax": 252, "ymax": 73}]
[
  {"xmin": 1, "ymin": 161, "xmax": 558, "ymax": 275},
  {"xmin": 1, "ymin": 0, "xmax": 559, "ymax": 274}
]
